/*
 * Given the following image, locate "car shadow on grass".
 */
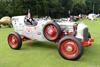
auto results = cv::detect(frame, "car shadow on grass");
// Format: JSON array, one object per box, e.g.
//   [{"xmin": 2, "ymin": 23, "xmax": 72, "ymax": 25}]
[{"xmin": 22, "ymin": 40, "xmax": 57, "ymax": 50}]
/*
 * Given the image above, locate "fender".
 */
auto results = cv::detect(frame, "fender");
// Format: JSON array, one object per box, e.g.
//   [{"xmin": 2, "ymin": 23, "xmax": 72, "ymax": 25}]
[{"xmin": 76, "ymin": 23, "xmax": 88, "ymax": 41}]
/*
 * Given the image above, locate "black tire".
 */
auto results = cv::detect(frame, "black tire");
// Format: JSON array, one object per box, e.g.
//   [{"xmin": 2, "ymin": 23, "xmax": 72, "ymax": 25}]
[
  {"xmin": 43, "ymin": 22, "xmax": 61, "ymax": 41},
  {"xmin": 88, "ymin": 32, "xmax": 91, "ymax": 38},
  {"xmin": 58, "ymin": 36, "xmax": 83, "ymax": 60},
  {"xmin": 8, "ymin": 32, "xmax": 22, "ymax": 50}
]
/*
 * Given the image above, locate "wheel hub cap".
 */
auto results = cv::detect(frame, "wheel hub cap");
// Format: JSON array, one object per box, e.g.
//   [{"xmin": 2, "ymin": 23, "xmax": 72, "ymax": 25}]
[
  {"xmin": 48, "ymin": 29, "xmax": 53, "ymax": 35},
  {"xmin": 12, "ymin": 38, "xmax": 15, "ymax": 43},
  {"xmin": 66, "ymin": 46, "xmax": 73, "ymax": 52}
]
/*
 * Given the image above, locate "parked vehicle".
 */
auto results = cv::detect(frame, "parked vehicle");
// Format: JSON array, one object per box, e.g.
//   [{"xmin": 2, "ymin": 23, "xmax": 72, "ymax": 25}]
[{"xmin": 88, "ymin": 14, "xmax": 96, "ymax": 20}]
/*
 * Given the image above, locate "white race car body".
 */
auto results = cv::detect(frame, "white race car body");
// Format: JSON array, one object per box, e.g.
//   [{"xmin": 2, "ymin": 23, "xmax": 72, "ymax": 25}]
[{"xmin": 12, "ymin": 16, "xmax": 88, "ymax": 42}]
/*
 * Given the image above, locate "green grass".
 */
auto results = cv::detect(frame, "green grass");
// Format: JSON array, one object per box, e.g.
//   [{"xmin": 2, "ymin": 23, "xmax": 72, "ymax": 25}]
[{"xmin": 0, "ymin": 19, "xmax": 100, "ymax": 67}]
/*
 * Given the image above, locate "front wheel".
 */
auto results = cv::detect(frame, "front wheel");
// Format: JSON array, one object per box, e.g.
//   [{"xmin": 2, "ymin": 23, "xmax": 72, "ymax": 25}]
[
  {"xmin": 58, "ymin": 36, "xmax": 83, "ymax": 60},
  {"xmin": 8, "ymin": 32, "xmax": 22, "ymax": 50},
  {"xmin": 43, "ymin": 22, "xmax": 61, "ymax": 41}
]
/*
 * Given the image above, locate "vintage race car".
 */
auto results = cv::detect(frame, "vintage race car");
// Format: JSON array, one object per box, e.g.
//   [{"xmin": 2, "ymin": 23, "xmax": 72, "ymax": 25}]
[{"xmin": 7, "ymin": 13, "xmax": 94, "ymax": 60}]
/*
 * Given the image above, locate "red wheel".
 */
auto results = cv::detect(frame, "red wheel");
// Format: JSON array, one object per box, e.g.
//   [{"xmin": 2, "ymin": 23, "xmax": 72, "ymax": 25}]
[
  {"xmin": 8, "ymin": 32, "xmax": 22, "ymax": 50},
  {"xmin": 43, "ymin": 22, "xmax": 61, "ymax": 41},
  {"xmin": 58, "ymin": 36, "xmax": 83, "ymax": 60}
]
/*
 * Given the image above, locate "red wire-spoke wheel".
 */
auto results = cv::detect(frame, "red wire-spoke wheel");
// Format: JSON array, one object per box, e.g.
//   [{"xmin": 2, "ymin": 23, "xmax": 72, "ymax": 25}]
[
  {"xmin": 58, "ymin": 36, "xmax": 83, "ymax": 60},
  {"xmin": 43, "ymin": 22, "xmax": 61, "ymax": 41},
  {"xmin": 8, "ymin": 32, "xmax": 22, "ymax": 50}
]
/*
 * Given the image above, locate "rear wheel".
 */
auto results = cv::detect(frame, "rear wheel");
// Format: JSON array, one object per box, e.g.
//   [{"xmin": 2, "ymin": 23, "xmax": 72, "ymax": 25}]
[
  {"xmin": 43, "ymin": 22, "xmax": 61, "ymax": 41},
  {"xmin": 8, "ymin": 32, "xmax": 22, "ymax": 50},
  {"xmin": 58, "ymin": 36, "xmax": 83, "ymax": 60}
]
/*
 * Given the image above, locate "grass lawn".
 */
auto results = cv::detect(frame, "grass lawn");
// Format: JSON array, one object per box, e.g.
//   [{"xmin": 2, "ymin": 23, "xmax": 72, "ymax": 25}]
[{"xmin": 0, "ymin": 19, "xmax": 100, "ymax": 67}]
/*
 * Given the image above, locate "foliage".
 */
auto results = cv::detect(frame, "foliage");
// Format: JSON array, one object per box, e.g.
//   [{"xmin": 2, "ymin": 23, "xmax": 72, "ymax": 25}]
[{"xmin": 0, "ymin": 0, "xmax": 99, "ymax": 18}]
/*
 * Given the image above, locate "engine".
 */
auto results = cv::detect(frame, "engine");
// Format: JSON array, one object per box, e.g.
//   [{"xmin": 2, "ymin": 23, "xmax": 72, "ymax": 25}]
[
  {"xmin": 57, "ymin": 21, "xmax": 88, "ymax": 41},
  {"xmin": 57, "ymin": 22, "xmax": 76, "ymax": 35}
]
